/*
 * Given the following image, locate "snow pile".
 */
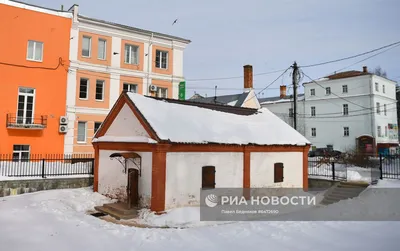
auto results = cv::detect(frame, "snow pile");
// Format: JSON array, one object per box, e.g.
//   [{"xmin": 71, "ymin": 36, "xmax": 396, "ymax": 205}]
[{"xmin": 126, "ymin": 92, "xmax": 310, "ymax": 146}]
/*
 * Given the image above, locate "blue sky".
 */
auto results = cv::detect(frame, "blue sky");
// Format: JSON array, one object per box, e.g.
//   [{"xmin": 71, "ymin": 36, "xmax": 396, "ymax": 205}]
[{"xmin": 25, "ymin": 0, "xmax": 400, "ymax": 98}]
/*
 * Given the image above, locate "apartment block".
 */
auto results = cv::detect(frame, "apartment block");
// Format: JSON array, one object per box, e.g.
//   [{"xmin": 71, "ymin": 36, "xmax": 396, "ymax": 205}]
[
  {"xmin": 0, "ymin": 0, "xmax": 72, "ymax": 156},
  {"xmin": 64, "ymin": 5, "xmax": 191, "ymax": 154}
]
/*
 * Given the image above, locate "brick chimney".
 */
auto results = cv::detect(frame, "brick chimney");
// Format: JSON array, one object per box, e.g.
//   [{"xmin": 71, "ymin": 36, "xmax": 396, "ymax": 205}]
[
  {"xmin": 280, "ymin": 85, "xmax": 287, "ymax": 98},
  {"xmin": 244, "ymin": 65, "xmax": 253, "ymax": 92},
  {"xmin": 363, "ymin": 66, "xmax": 368, "ymax": 73}
]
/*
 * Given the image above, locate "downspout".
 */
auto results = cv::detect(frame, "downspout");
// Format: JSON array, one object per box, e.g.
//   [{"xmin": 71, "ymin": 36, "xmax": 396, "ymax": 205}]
[
  {"xmin": 369, "ymin": 75, "xmax": 376, "ymax": 153},
  {"xmin": 146, "ymin": 33, "xmax": 154, "ymax": 96}
]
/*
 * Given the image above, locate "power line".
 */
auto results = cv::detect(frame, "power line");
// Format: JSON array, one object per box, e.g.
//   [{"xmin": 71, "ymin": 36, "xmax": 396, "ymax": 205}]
[
  {"xmin": 185, "ymin": 69, "xmax": 287, "ymax": 82},
  {"xmin": 0, "ymin": 57, "xmax": 65, "ymax": 70},
  {"xmin": 301, "ymin": 71, "xmax": 370, "ymax": 109},
  {"xmin": 300, "ymin": 40, "xmax": 400, "ymax": 68}
]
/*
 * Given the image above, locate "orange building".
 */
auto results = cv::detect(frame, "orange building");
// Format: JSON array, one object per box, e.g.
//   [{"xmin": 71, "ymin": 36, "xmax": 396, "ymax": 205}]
[{"xmin": 0, "ymin": 1, "xmax": 72, "ymax": 157}]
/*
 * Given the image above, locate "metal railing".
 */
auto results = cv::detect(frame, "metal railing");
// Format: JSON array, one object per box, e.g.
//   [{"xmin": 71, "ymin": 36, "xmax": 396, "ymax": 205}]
[
  {"xmin": 0, "ymin": 154, "xmax": 94, "ymax": 178},
  {"xmin": 6, "ymin": 113, "xmax": 48, "ymax": 129}
]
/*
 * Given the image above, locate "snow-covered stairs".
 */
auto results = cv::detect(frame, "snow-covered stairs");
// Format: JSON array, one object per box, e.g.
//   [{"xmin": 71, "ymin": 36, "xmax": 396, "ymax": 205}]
[
  {"xmin": 94, "ymin": 202, "xmax": 138, "ymax": 220},
  {"xmin": 320, "ymin": 181, "xmax": 369, "ymax": 206}
]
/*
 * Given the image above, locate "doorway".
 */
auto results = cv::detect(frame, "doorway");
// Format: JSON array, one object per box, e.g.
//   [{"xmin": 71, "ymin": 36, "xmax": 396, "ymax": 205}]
[{"xmin": 127, "ymin": 168, "xmax": 139, "ymax": 209}]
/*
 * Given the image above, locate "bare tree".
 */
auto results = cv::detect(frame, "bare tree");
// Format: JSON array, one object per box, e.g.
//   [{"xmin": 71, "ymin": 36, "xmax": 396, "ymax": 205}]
[{"xmin": 371, "ymin": 66, "xmax": 387, "ymax": 78}]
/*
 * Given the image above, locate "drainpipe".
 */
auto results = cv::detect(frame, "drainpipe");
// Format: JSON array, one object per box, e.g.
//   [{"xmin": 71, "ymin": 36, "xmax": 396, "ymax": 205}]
[{"xmin": 146, "ymin": 33, "xmax": 153, "ymax": 96}]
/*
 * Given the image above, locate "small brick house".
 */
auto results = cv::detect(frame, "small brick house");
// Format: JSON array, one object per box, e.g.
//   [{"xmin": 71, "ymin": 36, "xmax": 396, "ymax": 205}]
[{"xmin": 92, "ymin": 92, "xmax": 311, "ymax": 212}]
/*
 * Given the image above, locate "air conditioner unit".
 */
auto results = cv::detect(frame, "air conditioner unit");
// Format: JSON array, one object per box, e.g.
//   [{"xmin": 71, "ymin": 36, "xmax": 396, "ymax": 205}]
[
  {"xmin": 60, "ymin": 116, "xmax": 68, "ymax": 125},
  {"xmin": 59, "ymin": 125, "xmax": 68, "ymax": 133},
  {"xmin": 149, "ymin": 85, "xmax": 158, "ymax": 92}
]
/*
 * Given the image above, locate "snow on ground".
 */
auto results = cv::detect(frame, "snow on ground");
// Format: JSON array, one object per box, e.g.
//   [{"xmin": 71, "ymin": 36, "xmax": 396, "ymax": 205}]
[{"xmin": 1, "ymin": 183, "xmax": 400, "ymax": 251}]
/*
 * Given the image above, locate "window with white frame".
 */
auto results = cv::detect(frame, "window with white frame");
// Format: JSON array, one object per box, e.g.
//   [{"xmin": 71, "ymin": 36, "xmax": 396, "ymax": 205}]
[
  {"xmin": 310, "ymin": 89, "xmax": 315, "ymax": 96},
  {"xmin": 82, "ymin": 36, "xmax": 91, "ymax": 57},
  {"xmin": 77, "ymin": 121, "xmax": 87, "ymax": 143},
  {"xmin": 383, "ymin": 85, "xmax": 385, "ymax": 93},
  {"xmin": 311, "ymin": 128, "xmax": 316, "ymax": 137},
  {"xmin": 17, "ymin": 87, "xmax": 35, "ymax": 124},
  {"xmin": 344, "ymin": 127, "xmax": 349, "ymax": 137},
  {"xmin": 98, "ymin": 38, "xmax": 106, "ymax": 60},
  {"xmin": 124, "ymin": 44, "xmax": 139, "ymax": 65},
  {"xmin": 375, "ymin": 82, "xmax": 379, "ymax": 92},
  {"xmin": 384, "ymin": 104, "xmax": 387, "ymax": 116},
  {"xmin": 311, "ymin": 106, "xmax": 316, "ymax": 116},
  {"xmin": 79, "ymin": 78, "xmax": 89, "ymax": 99},
  {"xmin": 326, "ymin": 87, "xmax": 331, "ymax": 95},
  {"xmin": 342, "ymin": 85, "xmax": 348, "ymax": 93},
  {"xmin": 12, "ymin": 145, "xmax": 30, "ymax": 162},
  {"xmin": 94, "ymin": 122, "xmax": 102, "ymax": 133},
  {"xmin": 377, "ymin": 126, "xmax": 382, "ymax": 137},
  {"xmin": 95, "ymin": 80, "xmax": 104, "ymax": 101},
  {"xmin": 27, "ymin": 40, "xmax": 43, "ymax": 61},
  {"xmin": 123, "ymin": 83, "xmax": 137, "ymax": 93},
  {"xmin": 157, "ymin": 87, "xmax": 168, "ymax": 98},
  {"xmin": 376, "ymin": 102, "xmax": 380, "ymax": 114},
  {"xmin": 343, "ymin": 104, "xmax": 349, "ymax": 115},
  {"xmin": 289, "ymin": 108, "xmax": 293, "ymax": 117},
  {"xmin": 385, "ymin": 126, "xmax": 388, "ymax": 137},
  {"xmin": 155, "ymin": 50, "xmax": 168, "ymax": 69}
]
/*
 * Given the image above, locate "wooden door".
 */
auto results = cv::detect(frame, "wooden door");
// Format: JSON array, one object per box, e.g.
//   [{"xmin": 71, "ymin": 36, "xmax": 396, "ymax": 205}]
[
  {"xmin": 127, "ymin": 168, "xmax": 139, "ymax": 209},
  {"xmin": 202, "ymin": 166, "xmax": 216, "ymax": 189}
]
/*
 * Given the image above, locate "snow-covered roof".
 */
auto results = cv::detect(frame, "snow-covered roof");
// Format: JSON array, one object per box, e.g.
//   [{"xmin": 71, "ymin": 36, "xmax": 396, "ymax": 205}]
[
  {"xmin": 92, "ymin": 136, "xmax": 157, "ymax": 144},
  {"xmin": 124, "ymin": 93, "xmax": 310, "ymax": 146}
]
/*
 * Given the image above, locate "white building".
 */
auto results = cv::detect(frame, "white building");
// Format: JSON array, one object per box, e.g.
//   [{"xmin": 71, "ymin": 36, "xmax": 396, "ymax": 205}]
[
  {"xmin": 65, "ymin": 5, "xmax": 191, "ymax": 154},
  {"xmin": 92, "ymin": 92, "xmax": 310, "ymax": 212},
  {"xmin": 261, "ymin": 66, "xmax": 399, "ymax": 154}
]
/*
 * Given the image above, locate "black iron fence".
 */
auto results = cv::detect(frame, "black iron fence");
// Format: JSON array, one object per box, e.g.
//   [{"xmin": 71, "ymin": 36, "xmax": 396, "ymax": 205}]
[
  {"xmin": 0, "ymin": 154, "xmax": 94, "ymax": 178},
  {"xmin": 308, "ymin": 154, "xmax": 400, "ymax": 182}
]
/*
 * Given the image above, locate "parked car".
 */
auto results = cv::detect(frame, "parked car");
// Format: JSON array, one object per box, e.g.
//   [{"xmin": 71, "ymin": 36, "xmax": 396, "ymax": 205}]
[{"xmin": 308, "ymin": 148, "xmax": 342, "ymax": 158}]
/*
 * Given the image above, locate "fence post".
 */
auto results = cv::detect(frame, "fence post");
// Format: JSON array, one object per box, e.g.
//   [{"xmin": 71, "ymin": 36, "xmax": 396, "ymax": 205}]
[
  {"xmin": 332, "ymin": 161, "xmax": 335, "ymax": 181},
  {"xmin": 379, "ymin": 154, "xmax": 383, "ymax": 180},
  {"xmin": 41, "ymin": 158, "xmax": 45, "ymax": 178}
]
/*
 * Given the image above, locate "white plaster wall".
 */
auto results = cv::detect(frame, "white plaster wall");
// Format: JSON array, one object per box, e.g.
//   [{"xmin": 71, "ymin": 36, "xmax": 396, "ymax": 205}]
[
  {"xmin": 104, "ymin": 103, "xmax": 150, "ymax": 137},
  {"xmin": 111, "ymin": 37, "xmax": 121, "ymax": 68},
  {"xmin": 109, "ymin": 73, "xmax": 120, "ymax": 108},
  {"xmin": 250, "ymin": 152, "xmax": 303, "ymax": 188},
  {"xmin": 69, "ymin": 27, "xmax": 79, "ymax": 61},
  {"xmin": 98, "ymin": 150, "xmax": 152, "ymax": 206},
  {"xmin": 172, "ymin": 48, "xmax": 184, "ymax": 77},
  {"xmin": 165, "ymin": 152, "xmax": 243, "ymax": 209},
  {"xmin": 243, "ymin": 90, "xmax": 261, "ymax": 109}
]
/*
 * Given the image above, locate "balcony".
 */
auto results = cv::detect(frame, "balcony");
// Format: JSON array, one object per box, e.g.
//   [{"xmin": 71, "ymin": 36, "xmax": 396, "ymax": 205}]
[{"xmin": 6, "ymin": 114, "xmax": 47, "ymax": 129}]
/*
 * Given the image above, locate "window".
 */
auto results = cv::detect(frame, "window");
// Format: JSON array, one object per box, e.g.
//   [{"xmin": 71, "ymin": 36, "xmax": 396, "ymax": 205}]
[
  {"xmin": 274, "ymin": 163, "xmax": 284, "ymax": 183},
  {"xmin": 94, "ymin": 122, "xmax": 102, "ymax": 133},
  {"xmin": 12, "ymin": 145, "xmax": 30, "ymax": 162},
  {"xmin": 95, "ymin": 80, "xmax": 104, "ymax": 101},
  {"xmin": 98, "ymin": 39, "xmax": 106, "ymax": 60},
  {"xmin": 155, "ymin": 50, "xmax": 168, "ymax": 69},
  {"xmin": 343, "ymin": 104, "xmax": 348, "ymax": 115},
  {"xmin": 342, "ymin": 85, "xmax": 348, "ymax": 93},
  {"xmin": 202, "ymin": 166, "xmax": 215, "ymax": 189},
  {"xmin": 377, "ymin": 126, "xmax": 382, "ymax": 137},
  {"xmin": 344, "ymin": 127, "xmax": 349, "ymax": 137},
  {"xmin": 79, "ymin": 78, "xmax": 89, "ymax": 99},
  {"xmin": 311, "ymin": 128, "xmax": 316, "ymax": 137},
  {"xmin": 123, "ymin": 83, "xmax": 137, "ymax": 93},
  {"xmin": 82, "ymin": 36, "xmax": 91, "ymax": 57},
  {"xmin": 375, "ymin": 82, "xmax": 379, "ymax": 92},
  {"xmin": 384, "ymin": 104, "xmax": 387, "ymax": 115},
  {"xmin": 27, "ymin": 40, "xmax": 43, "ymax": 61},
  {"xmin": 311, "ymin": 106, "xmax": 316, "ymax": 117},
  {"xmin": 376, "ymin": 102, "xmax": 380, "ymax": 114},
  {"xmin": 17, "ymin": 87, "xmax": 35, "ymax": 124},
  {"xmin": 383, "ymin": 85, "xmax": 385, "ymax": 93},
  {"xmin": 77, "ymin": 122, "xmax": 87, "ymax": 143},
  {"xmin": 385, "ymin": 126, "xmax": 388, "ymax": 137},
  {"xmin": 124, "ymin": 44, "xmax": 139, "ymax": 64},
  {"xmin": 289, "ymin": 108, "xmax": 293, "ymax": 118},
  {"xmin": 310, "ymin": 89, "xmax": 315, "ymax": 96},
  {"xmin": 326, "ymin": 87, "xmax": 331, "ymax": 95},
  {"xmin": 157, "ymin": 87, "xmax": 168, "ymax": 98}
]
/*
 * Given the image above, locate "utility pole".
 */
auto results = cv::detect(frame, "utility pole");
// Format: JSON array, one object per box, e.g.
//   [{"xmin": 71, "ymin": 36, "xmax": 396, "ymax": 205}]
[{"xmin": 292, "ymin": 61, "xmax": 299, "ymax": 131}]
